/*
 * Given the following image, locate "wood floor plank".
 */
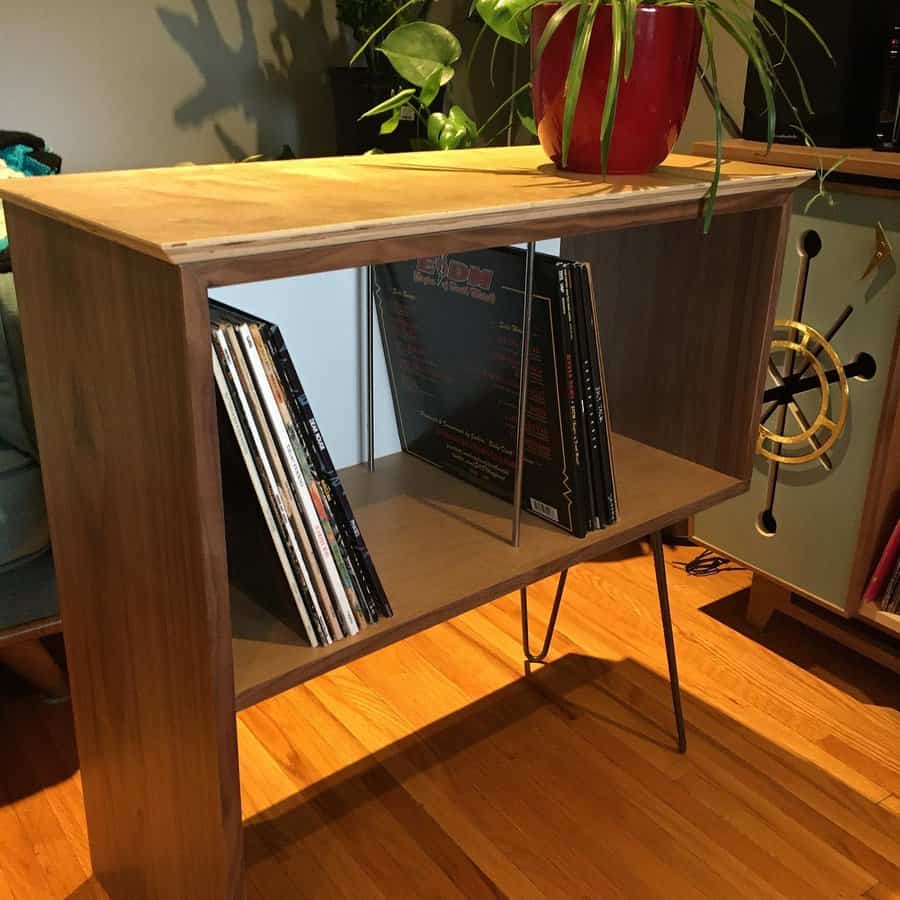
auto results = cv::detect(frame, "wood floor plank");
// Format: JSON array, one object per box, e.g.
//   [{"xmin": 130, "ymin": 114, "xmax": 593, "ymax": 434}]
[{"xmin": 1, "ymin": 542, "xmax": 898, "ymax": 899}]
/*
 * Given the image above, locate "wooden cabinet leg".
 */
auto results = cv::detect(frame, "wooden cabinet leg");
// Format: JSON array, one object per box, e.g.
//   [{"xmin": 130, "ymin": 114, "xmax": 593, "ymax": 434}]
[
  {"xmin": 8, "ymin": 209, "xmax": 243, "ymax": 900},
  {"xmin": 746, "ymin": 573, "xmax": 789, "ymax": 631},
  {"xmin": 0, "ymin": 639, "xmax": 69, "ymax": 699}
]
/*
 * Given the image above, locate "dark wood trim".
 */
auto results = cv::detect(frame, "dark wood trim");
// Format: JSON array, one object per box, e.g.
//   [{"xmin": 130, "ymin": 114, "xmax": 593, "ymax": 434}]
[{"xmin": 0, "ymin": 614, "xmax": 62, "ymax": 648}]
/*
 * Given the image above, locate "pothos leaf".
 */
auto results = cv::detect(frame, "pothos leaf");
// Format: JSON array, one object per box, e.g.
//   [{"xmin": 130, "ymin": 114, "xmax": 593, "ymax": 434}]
[
  {"xmin": 475, "ymin": 0, "xmax": 531, "ymax": 45},
  {"xmin": 419, "ymin": 65, "xmax": 443, "ymax": 108},
  {"xmin": 380, "ymin": 106, "xmax": 404, "ymax": 134},
  {"xmin": 378, "ymin": 22, "xmax": 461, "ymax": 87},
  {"xmin": 359, "ymin": 87, "xmax": 416, "ymax": 120},
  {"xmin": 427, "ymin": 105, "xmax": 478, "ymax": 149}
]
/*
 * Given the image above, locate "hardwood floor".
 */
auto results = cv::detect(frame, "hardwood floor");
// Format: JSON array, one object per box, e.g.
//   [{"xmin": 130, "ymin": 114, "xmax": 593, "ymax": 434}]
[{"xmin": 1, "ymin": 542, "xmax": 898, "ymax": 899}]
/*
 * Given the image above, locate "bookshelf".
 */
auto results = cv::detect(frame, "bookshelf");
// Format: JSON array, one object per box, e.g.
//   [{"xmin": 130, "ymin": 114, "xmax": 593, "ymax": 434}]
[{"xmin": 0, "ymin": 145, "xmax": 810, "ymax": 900}]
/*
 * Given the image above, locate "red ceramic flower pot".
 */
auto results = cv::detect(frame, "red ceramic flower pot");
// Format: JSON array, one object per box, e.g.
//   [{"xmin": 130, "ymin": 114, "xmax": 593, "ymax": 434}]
[{"xmin": 531, "ymin": 4, "xmax": 702, "ymax": 174}]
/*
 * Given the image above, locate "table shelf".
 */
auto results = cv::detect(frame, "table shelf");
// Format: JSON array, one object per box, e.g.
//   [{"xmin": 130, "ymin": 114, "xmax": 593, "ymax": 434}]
[{"xmin": 231, "ymin": 436, "xmax": 742, "ymax": 708}]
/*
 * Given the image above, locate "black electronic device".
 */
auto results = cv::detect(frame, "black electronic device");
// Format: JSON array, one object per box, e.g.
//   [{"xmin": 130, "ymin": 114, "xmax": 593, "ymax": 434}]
[{"xmin": 743, "ymin": 0, "xmax": 894, "ymax": 148}]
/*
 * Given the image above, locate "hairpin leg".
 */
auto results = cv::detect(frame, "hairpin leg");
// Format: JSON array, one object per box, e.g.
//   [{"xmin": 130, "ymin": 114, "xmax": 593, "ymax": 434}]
[
  {"xmin": 366, "ymin": 264, "xmax": 376, "ymax": 473},
  {"xmin": 649, "ymin": 531, "xmax": 687, "ymax": 753},
  {"xmin": 520, "ymin": 569, "xmax": 568, "ymax": 675},
  {"xmin": 511, "ymin": 242, "xmax": 536, "ymax": 547}
]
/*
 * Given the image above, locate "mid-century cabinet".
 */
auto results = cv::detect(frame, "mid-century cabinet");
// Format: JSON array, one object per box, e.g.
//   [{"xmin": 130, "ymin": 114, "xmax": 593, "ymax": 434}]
[{"xmin": 692, "ymin": 141, "xmax": 900, "ymax": 643}]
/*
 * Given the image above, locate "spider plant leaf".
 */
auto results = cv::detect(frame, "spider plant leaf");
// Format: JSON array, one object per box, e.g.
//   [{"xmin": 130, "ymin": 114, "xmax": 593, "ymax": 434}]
[
  {"xmin": 623, "ymin": 0, "xmax": 637, "ymax": 79},
  {"xmin": 600, "ymin": 0, "xmax": 624, "ymax": 175},
  {"xmin": 419, "ymin": 66, "xmax": 443, "ymax": 107},
  {"xmin": 697, "ymin": 8, "xmax": 722, "ymax": 234},
  {"xmin": 359, "ymin": 87, "xmax": 417, "ymax": 120},
  {"xmin": 708, "ymin": 6, "xmax": 775, "ymax": 151},
  {"xmin": 533, "ymin": 0, "xmax": 580, "ymax": 68},
  {"xmin": 476, "ymin": 0, "xmax": 532, "ymax": 44},
  {"xmin": 378, "ymin": 22, "xmax": 462, "ymax": 87},
  {"xmin": 380, "ymin": 105, "xmax": 404, "ymax": 134},
  {"xmin": 560, "ymin": 2, "xmax": 596, "ymax": 168},
  {"xmin": 765, "ymin": 0, "xmax": 833, "ymax": 61},
  {"xmin": 752, "ymin": 10, "xmax": 813, "ymax": 115}
]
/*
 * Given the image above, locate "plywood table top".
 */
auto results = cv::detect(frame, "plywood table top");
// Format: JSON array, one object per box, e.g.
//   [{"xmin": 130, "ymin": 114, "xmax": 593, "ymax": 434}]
[{"xmin": 0, "ymin": 145, "xmax": 811, "ymax": 266}]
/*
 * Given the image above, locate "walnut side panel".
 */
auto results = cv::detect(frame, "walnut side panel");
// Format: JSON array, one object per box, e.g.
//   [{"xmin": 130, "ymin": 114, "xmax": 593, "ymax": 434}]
[
  {"xmin": 564, "ymin": 200, "xmax": 791, "ymax": 480},
  {"xmin": 5, "ymin": 207, "xmax": 243, "ymax": 899}
]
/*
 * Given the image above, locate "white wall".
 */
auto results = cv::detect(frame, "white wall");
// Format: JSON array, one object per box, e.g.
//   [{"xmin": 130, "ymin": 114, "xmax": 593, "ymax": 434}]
[{"xmin": 2, "ymin": 0, "xmax": 349, "ymax": 171}]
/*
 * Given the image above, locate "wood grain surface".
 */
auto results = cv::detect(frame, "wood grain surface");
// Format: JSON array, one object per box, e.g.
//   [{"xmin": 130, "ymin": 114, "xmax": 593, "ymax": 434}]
[
  {"xmin": 2, "ymin": 543, "xmax": 899, "ymax": 899},
  {"xmin": 5, "ymin": 208, "xmax": 243, "ymax": 899},
  {"xmin": 565, "ymin": 197, "xmax": 791, "ymax": 482},
  {"xmin": 0, "ymin": 146, "xmax": 811, "ymax": 265},
  {"xmin": 692, "ymin": 140, "xmax": 900, "ymax": 183},
  {"xmin": 231, "ymin": 440, "xmax": 743, "ymax": 708}
]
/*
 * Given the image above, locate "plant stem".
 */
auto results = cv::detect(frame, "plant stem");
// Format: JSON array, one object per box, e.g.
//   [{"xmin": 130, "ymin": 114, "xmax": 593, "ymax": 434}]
[{"xmin": 476, "ymin": 82, "xmax": 532, "ymax": 137}]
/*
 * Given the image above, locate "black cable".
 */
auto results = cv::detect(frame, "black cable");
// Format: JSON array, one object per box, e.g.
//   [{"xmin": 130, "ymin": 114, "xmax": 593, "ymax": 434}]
[{"xmin": 674, "ymin": 548, "xmax": 746, "ymax": 577}]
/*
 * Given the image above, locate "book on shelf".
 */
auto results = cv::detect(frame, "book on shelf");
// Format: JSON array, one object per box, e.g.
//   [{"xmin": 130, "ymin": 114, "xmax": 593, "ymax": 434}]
[
  {"xmin": 863, "ymin": 515, "xmax": 900, "ymax": 610},
  {"xmin": 209, "ymin": 298, "xmax": 391, "ymax": 647},
  {"xmin": 373, "ymin": 246, "xmax": 618, "ymax": 537},
  {"xmin": 881, "ymin": 554, "xmax": 900, "ymax": 614}
]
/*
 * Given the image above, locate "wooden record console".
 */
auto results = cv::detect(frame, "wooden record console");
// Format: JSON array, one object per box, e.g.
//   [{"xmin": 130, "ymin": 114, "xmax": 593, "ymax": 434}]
[{"xmin": 0, "ymin": 145, "xmax": 809, "ymax": 898}]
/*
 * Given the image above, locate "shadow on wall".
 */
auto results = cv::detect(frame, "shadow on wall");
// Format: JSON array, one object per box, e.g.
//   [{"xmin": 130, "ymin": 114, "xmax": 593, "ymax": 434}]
[{"xmin": 156, "ymin": 0, "xmax": 342, "ymax": 160}]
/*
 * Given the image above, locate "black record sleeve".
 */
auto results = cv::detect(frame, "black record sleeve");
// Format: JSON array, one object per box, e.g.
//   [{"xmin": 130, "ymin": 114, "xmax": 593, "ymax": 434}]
[
  {"xmin": 579, "ymin": 263, "xmax": 618, "ymax": 524},
  {"xmin": 374, "ymin": 247, "xmax": 586, "ymax": 536},
  {"xmin": 570, "ymin": 261, "xmax": 606, "ymax": 528},
  {"xmin": 209, "ymin": 298, "xmax": 392, "ymax": 621}
]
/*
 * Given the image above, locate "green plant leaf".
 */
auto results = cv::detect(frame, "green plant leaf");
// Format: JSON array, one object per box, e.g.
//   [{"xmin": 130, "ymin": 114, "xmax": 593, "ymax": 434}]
[
  {"xmin": 448, "ymin": 104, "xmax": 477, "ymax": 135},
  {"xmin": 419, "ymin": 66, "xmax": 443, "ymax": 107},
  {"xmin": 427, "ymin": 111, "xmax": 446, "ymax": 145},
  {"xmin": 707, "ymin": 6, "xmax": 775, "ymax": 151},
  {"xmin": 476, "ymin": 0, "xmax": 531, "ymax": 45},
  {"xmin": 766, "ymin": 0, "xmax": 833, "ymax": 61},
  {"xmin": 380, "ymin": 106, "xmax": 404, "ymax": 134},
  {"xmin": 428, "ymin": 105, "xmax": 478, "ymax": 149},
  {"xmin": 349, "ymin": 0, "xmax": 426, "ymax": 66},
  {"xmin": 697, "ymin": 8, "xmax": 722, "ymax": 234},
  {"xmin": 378, "ymin": 22, "xmax": 461, "ymax": 87},
  {"xmin": 600, "ymin": 0, "xmax": 624, "ymax": 174},
  {"xmin": 516, "ymin": 88, "xmax": 537, "ymax": 136},
  {"xmin": 532, "ymin": 0, "xmax": 580, "ymax": 67},
  {"xmin": 623, "ymin": 0, "xmax": 637, "ymax": 78},
  {"xmin": 560, "ymin": 1, "xmax": 597, "ymax": 168},
  {"xmin": 359, "ymin": 87, "xmax": 417, "ymax": 120}
]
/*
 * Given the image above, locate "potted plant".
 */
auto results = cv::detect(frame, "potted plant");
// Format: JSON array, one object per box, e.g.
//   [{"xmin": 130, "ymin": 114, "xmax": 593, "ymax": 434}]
[
  {"xmin": 353, "ymin": 0, "xmax": 829, "ymax": 228},
  {"xmin": 331, "ymin": 0, "xmax": 437, "ymax": 153}
]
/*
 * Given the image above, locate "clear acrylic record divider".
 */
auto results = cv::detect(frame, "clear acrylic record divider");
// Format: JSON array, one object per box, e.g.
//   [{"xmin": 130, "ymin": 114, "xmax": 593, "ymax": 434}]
[{"xmin": 364, "ymin": 244, "xmax": 537, "ymax": 548}]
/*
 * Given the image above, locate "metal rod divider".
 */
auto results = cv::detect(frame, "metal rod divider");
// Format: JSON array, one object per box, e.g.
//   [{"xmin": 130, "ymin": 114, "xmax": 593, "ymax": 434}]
[
  {"xmin": 511, "ymin": 242, "xmax": 536, "ymax": 547},
  {"xmin": 367, "ymin": 265, "xmax": 376, "ymax": 473}
]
